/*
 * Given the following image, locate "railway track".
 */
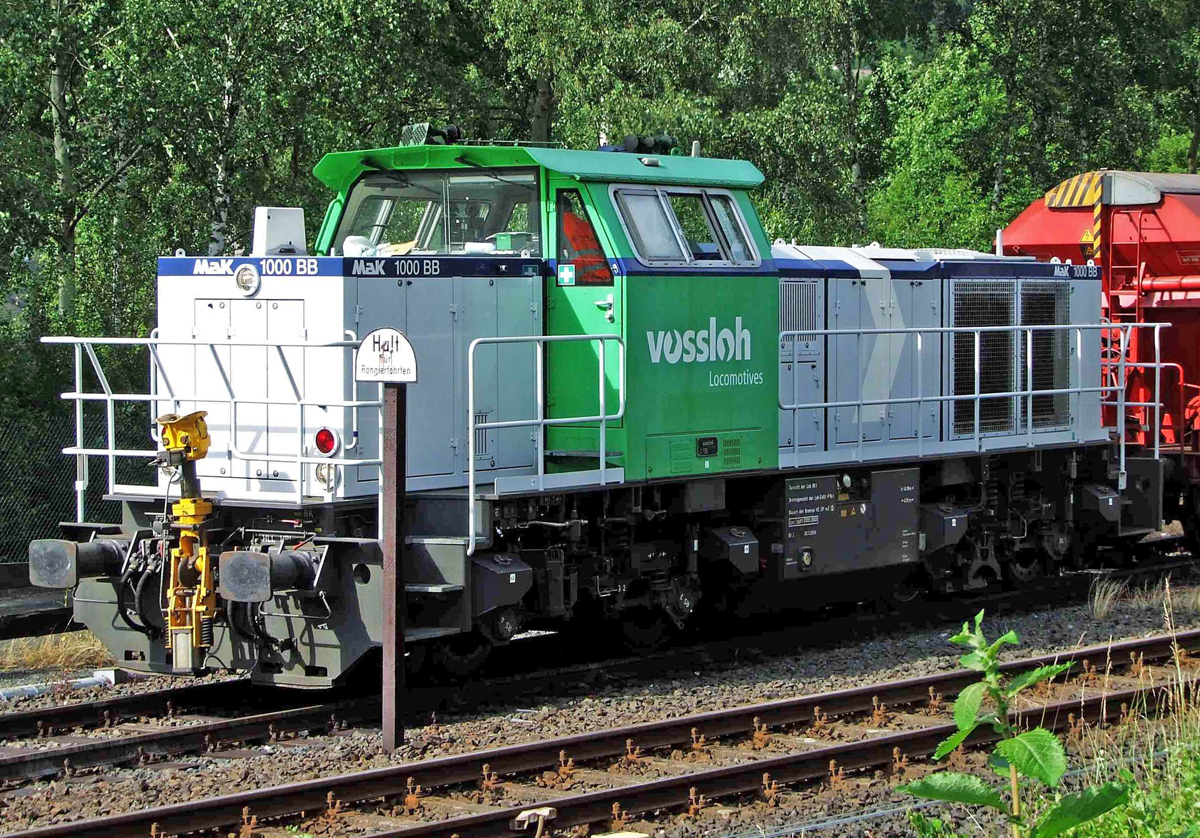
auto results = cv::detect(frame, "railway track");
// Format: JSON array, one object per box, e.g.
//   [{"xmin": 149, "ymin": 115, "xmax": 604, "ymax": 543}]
[
  {"xmin": 9, "ymin": 628, "xmax": 1197, "ymax": 838},
  {"xmin": 0, "ymin": 549, "xmax": 1191, "ymax": 786}
]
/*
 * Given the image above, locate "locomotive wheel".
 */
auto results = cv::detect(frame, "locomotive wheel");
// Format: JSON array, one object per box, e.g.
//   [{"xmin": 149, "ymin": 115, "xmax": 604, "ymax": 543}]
[
  {"xmin": 1184, "ymin": 488, "xmax": 1200, "ymax": 557},
  {"xmin": 620, "ymin": 607, "xmax": 670, "ymax": 653},
  {"xmin": 1007, "ymin": 550, "xmax": 1046, "ymax": 586},
  {"xmin": 430, "ymin": 632, "xmax": 492, "ymax": 681}
]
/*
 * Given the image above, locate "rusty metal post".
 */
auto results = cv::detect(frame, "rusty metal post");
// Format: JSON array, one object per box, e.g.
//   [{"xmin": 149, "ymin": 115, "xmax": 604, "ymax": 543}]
[{"xmin": 382, "ymin": 382, "xmax": 407, "ymax": 752}]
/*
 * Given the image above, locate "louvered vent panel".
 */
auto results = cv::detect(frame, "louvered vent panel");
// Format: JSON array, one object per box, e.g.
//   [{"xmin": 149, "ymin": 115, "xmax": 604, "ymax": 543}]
[
  {"xmin": 952, "ymin": 281, "xmax": 1016, "ymax": 436},
  {"xmin": 779, "ymin": 280, "xmax": 819, "ymax": 344},
  {"xmin": 474, "ymin": 412, "xmax": 490, "ymax": 457},
  {"xmin": 1019, "ymin": 281, "xmax": 1071, "ymax": 430}
]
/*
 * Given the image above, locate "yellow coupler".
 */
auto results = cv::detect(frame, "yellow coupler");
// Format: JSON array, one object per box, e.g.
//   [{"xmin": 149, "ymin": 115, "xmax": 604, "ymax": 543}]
[{"xmin": 156, "ymin": 411, "xmax": 216, "ymax": 672}]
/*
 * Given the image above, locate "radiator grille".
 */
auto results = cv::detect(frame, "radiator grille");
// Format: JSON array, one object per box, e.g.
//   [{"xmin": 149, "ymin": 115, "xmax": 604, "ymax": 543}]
[
  {"xmin": 1020, "ymin": 281, "xmax": 1071, "ymax": 429},
  {"xmin": 779, "ymin": 280, "xmax": 820, "ymax": 344},
  {"xmin": 952, "ymin": 281, "xmax": 1016, "ymax": 436}
]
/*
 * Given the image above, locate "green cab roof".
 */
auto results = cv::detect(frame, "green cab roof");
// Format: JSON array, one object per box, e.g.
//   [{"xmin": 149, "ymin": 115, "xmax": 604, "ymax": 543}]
[{"xmin": 312, "ymin": 144, "xmax": 765, "ymax": 194}]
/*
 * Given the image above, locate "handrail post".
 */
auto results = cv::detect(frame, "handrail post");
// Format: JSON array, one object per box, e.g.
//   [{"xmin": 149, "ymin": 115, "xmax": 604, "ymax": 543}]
[
  {"xmin": 792, "ymin": 336, "xmax": 800, "ymax": 463},
  {"xmin": 916, "ymin": 331, "xmax": 923, "ymax": 457},
  {"xmin": 1026, "ymin": 327, "xmax": 1034, "ymax": 446},
  {"xmin": 1154, "ymin": 324, "xmax": 1162, "ymax": 460},
  {"xmin": 83, "ymin": 344, "xmax": 117, "ymax": 495},
  {"xmin": 74, "ymin": 343, "xmax": 86, "ymax": 523},
  {"xmin": 536, "ymin": 340, "xmax": 545, "ymax": 492},
  {"xmin": 1080, "ymin": 326, "xmax": 1089, "ymax": 437},
  {"xmin": 856, "ymin": 330, "xmax": 864, "ymax": 461},
  {"xmin": 1117, "ymin": 327, "xmax": 1128, "ymax": 490},
  {"xmin": 973, "ymin": 330, "xmax": 981, "ymax": 449},
  {"xmin": 468, "ymin": 340, "xmax": 477, "ymax": 556},
  {"xmin": 598, "ymin": 339, "xmax": 606, "ymax": 485}
]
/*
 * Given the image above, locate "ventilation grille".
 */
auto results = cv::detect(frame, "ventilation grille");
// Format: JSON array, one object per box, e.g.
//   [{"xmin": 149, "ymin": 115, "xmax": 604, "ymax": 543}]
[
  {"xmin": 780, "ymin": 280, "xmax": 820, "ymax": 344},
  {"xmin": 670, "ymin": 440, "xmax": 693, "ymax": 474},
  {"xmin": 952, "ymin": 281, "xmax": 1016, "ymax": 436},
  {"xmin": 1020, "ymin": 281, "xmax": 1071, "ymax": 430},
  {"xmin": 474, "ymin": 412, "xmax": 490, "ymax": 457},
  {"xmin": 721, "ymin": 435, "xmax": 742, "ymax": 468}
]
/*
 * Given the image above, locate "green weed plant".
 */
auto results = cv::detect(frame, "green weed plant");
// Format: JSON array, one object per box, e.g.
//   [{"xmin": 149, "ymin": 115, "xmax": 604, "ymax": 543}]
[{"xmin": 900, "ymin": 610, "xmax": 1128, "ymax": 838}]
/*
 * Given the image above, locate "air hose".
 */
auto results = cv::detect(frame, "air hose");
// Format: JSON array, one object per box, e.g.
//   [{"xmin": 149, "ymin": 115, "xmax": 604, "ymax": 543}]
[
  {"xmin": 115, "ymin": 563, "xmax": 143, "ymax": 635},
  {"xmin": 134, "ymin": 564, "xmax": 163, "ymax": 639}
]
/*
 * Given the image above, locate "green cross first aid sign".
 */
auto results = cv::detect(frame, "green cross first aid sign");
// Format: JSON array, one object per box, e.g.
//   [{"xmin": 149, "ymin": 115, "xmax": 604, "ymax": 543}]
[{"xmin": 557, "ymin": 263, "xmax": 576, "ymax": 286}]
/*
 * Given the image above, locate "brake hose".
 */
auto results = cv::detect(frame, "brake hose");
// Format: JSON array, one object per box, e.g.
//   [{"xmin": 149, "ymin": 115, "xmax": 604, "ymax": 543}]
[
  {"xmin": 115, "ymin": 563, "xmax": 143, "ymax": 634},
  {"xmin": 134, "ymin": 564, "xmax": 163, "ymax": 639}
]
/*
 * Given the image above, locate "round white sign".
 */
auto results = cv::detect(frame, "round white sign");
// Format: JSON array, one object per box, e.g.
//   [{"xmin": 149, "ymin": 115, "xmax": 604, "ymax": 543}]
[{"xmin": 356, "ymin": 328, "xmax": 418, "ymax": 383}]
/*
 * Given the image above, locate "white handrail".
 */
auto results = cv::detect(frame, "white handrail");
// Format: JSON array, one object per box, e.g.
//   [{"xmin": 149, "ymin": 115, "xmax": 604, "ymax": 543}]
[
  {"xmin": 467, "ymin": 334, "xmax": 625, "ymax": 556},
  {"xmin": 43, "ymin": 334, "xmax": 382, "ymax": 519},
  {"xmin": 778, "ymin": 321, "xmax": 1170, "ymax": 489}
]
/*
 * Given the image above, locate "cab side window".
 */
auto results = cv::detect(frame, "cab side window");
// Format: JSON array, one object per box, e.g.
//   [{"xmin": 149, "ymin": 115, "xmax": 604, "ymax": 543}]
[
  {"xmin": 667, "ymin": 193, "xmax": 722, "ymax": 261},
  {"xmin": 557, "ymin": 191, "xmax": 613, "ymax": 286},
  {"xmin": 612, "ymin": 186, "xmax": 760, "ymax": 268}
]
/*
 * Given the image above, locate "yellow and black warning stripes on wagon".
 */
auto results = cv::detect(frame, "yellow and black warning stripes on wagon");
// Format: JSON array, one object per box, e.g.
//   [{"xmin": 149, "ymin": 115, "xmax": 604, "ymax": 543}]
[
  {"xmin": 1087, "ymin": 197, "xmax": 1103, "ymax": 257},
  {"xmin": 1045, "ymin": 171, "xmax": 1104, "ymax": 208}
]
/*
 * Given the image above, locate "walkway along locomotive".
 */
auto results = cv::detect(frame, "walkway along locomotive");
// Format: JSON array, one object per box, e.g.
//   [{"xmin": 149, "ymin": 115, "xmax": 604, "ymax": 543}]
[{"xmin": 29, "ymin": 131, "xmax": 1170, "ymax": 687}]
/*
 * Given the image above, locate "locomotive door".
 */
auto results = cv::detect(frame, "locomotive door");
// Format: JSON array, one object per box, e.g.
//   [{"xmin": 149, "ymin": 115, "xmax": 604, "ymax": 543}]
[
  {"xmin": 889, "ymin": 280, "xmax": 940, "ymax": 440},
  {"xmin": 193, "ymin": 299, "xmax": 234, "ymax": 480},
  {"xmin": 830, "ymin": 278, "xmax": 886, "ymax": 444},
  {"xmin": 545, "ymin": 181, "xmax": 623, "ymax": 437}
]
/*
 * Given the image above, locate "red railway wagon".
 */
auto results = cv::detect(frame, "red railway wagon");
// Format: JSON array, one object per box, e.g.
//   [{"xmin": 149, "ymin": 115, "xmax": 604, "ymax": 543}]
[{"xmin": 1004, "ymin": 170, "xmax": 1200, "ymax": 524}]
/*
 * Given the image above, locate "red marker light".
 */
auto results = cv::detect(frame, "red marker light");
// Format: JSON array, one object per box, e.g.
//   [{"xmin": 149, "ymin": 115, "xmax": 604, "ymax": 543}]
[{"xmin": 314, "ymin": 428, "xmax": 338, "ymax": 455}]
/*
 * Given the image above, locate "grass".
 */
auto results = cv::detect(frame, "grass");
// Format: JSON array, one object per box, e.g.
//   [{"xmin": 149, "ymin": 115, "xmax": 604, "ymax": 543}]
[
  {"xmin": 1090, "ymin": 574, "xmax": 1200, "ymax": 620},
  {"xmin": 0, "ymin": 631, "xmax": 113, "ymax": 673},
  {"xmin": 1091, "ymin": 578, "xmax": 1127, "ymax": 619},
  {"xmin": 1070, "ymin": 584, "xmax": 1200, "ymax": 837}
]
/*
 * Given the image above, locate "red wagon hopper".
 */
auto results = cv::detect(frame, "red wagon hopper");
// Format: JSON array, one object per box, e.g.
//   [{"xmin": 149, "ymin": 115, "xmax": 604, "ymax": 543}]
[{"xmin": 1004, "ymin": 171, "xmax": 1200, "ymax": 491}]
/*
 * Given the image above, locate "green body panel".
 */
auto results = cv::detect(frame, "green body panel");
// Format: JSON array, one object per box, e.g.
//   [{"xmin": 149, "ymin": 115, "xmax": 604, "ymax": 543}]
[
  {"xmin": 544, "ymin": 179, "xmax": 778, "ymax": 482},
  {"xmin": 626, "ymin": 273, "xmax": 779, "ymax": 480}
]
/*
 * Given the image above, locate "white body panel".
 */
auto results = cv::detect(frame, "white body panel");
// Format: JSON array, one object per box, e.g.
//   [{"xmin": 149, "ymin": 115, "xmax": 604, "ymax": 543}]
[{"xmin": 151, "ymin": 255, "xmax": 541, "ymax": 503}]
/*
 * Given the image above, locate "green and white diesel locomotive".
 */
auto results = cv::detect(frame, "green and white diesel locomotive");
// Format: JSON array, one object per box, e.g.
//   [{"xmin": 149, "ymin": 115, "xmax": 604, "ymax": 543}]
[{"xmin": 29, "ymin": 129, "xmax": 1168, "ymax": 687}]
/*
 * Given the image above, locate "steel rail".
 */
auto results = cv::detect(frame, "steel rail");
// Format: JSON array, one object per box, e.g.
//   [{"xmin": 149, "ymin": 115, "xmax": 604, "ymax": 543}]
[
  {"xmin": 12, "ymin": 628, "xmax": 1199, "ymax": 838},
  {"xmin": 0, "ymin": 680, "xmax": 244, "ymax": 741},
  {"xmin": 378, "ymin": 680, "xmax": 1165, "ymax": 838},
  {"xmin": 0, "ymin": 696, "xmax": 379, "ymax": 782}
]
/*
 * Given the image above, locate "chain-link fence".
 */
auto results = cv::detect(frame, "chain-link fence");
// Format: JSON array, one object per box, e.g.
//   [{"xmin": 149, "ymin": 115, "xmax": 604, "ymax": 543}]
[
  {"xmin": 0, "ymin": 416, "xmax": 123, "ymax": 563},
  {"xmin": 0, "ymin": 338, "xmax": 154, "ymax": 563}
]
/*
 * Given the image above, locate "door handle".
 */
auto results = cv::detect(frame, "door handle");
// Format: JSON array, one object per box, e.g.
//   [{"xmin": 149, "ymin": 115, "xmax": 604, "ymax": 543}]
[{"xmin": 595, "ymin": 294, "xmax": 615, "ymax": 323}]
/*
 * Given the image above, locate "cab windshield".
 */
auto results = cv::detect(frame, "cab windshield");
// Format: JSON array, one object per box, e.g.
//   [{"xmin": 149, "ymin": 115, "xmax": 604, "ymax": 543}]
[{"xmin": 333, "ymin": 169, "xmax": 540, "ymax": 257}]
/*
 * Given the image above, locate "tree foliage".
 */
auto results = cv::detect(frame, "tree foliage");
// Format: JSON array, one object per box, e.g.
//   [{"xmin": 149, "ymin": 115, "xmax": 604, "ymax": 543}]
[{"xmin": 2, "ymin": 0, "xmax": 1200, "ymax": 556}]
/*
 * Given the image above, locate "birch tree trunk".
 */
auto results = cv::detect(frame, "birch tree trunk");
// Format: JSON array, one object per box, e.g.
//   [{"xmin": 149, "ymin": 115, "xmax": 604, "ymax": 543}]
[
  {"xmin": 49, "ymin": 8, "xmax": 77, "ymax": 317},
  {"xmin": 1188, "ymin": 102, "xmax": 1199, "ymax": 175},
  {"xmin": 208, "ymin": 67, "xmax": 237, "ymax": 257},
  {"xmin": 530, "ymin": 76, "xmax": 554, "ymax": 144}
]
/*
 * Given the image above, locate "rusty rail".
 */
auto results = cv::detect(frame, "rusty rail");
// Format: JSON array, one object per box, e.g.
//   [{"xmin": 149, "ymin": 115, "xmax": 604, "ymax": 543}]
[{"xmin": 11, "ymin": 628, "xmax": 1199, "ymax": 838}]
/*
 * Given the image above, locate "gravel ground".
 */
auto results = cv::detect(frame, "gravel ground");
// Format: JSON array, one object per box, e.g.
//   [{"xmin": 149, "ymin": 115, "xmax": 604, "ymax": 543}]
[
  {"xmin": 0, "ymin": 668, "xmax": 96, "ymax": 692},
  {"xmin": 0, "ymin": 669, "xmax": 242, "ymax": 713},
  {"xmin": 2, "ymin": 589, "xmax": 1198, "ymax": 835}
]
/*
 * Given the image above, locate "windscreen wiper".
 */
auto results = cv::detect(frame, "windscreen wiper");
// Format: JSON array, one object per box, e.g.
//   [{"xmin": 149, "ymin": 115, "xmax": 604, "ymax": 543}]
[
  {"xmin": 453, "ymin": 155, "xmax": 533, "ymax": 190},
  {"xmin": 373, "ymin": 170, "xmax": 442, "ymax": 198}
]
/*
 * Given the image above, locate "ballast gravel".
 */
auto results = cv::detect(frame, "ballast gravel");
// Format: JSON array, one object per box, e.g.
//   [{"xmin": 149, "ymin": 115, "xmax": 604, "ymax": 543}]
[{"xmin": 2, "ymin": 588, "xmax": 1198, "ymax": 835}]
